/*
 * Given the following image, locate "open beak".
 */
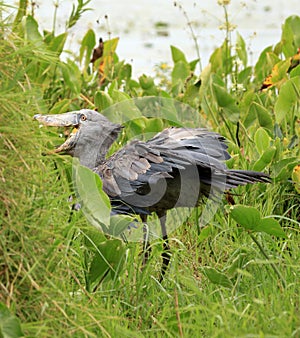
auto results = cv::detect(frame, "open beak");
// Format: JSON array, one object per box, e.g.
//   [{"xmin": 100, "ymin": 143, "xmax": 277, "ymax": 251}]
[{"xmin": 34, "ymin": 112, "xmax": 81, "ymax": 154}]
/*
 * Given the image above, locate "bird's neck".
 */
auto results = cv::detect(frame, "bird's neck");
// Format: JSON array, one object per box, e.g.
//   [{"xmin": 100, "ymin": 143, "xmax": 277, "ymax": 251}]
[
  {"xmin": 95, "ymin": 128, "xmax": 120, "ymax": 165},
  {"xmin": 75, "ymin": 125, "xmax": 121, "ymax": 169}
]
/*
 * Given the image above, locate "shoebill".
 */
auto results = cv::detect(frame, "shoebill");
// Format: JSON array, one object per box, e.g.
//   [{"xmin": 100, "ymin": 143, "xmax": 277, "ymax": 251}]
[{"xmin": 34, "ymin": 109, "xmax": 270, "ymax": 280}]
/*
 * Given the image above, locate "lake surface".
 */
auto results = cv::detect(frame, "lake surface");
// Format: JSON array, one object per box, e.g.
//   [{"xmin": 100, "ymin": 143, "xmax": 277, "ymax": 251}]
[{"xmin": 4, "ymin": 0, "xmax": 300, "ymax": 78}]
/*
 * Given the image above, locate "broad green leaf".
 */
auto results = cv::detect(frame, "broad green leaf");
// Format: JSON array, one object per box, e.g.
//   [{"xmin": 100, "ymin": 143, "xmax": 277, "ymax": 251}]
[
  {"xmin": 88, "ymin": 239, "xmax": 125, "ymax": 284},
  {"xmin": 271, "ymin": 157, "xmax": 299, "ymax": 181},
  {"xmin": 103, "ymin": 37, "xmax": 119, "ymax": 57},
  {"xmin": 144, "ymin": 117, "xmax": 164, "ymax": 133},
  {"xmin": 197, "ymin": 226, "xmax": 212, "ymax": 244},
  {"xmin": 110, "ymin": 90, "xmax": 131, "ymax": 103},
  {"xmin": 250, "ymin": 102, "xmax": 273, "ymax": 130},
  {"xmin": 257, "ymin": 218, "xmax": 286, "ymax": 238},
  {"xmin": 128, "ymin": 79, "xmax": 140, "ymax": 90},
  {"xmin": 274, "ymin": 77, "xmax": 300, "ymax": 123},
  {"xmin": 139, "ymin": 74, "xmax": 155, "ymax": 90},
  {"xmin": 236, "ymin": 32, "xmax": 247, "ymax": 67},
  {"xmin": 107, "ymin": 79, "xmax": 119, "ymax": 95},
  {"xmin": 124, "ymin": 118, "xmax": 147, "ymax": 138},
  {"xmin": 212, "ymin": 82, "xmax": 240, "ymax": 122},
  {"xmin": 83, "ymin": 227, "xmax": 106, "ymax": 251},
  {"xmin": 107, "ymin": 92, "xmax": 142, "ymax": 121},
  {"xmin": 159, "ymin": 101, "xmax": 180, "ymax": 123},
  {"xmin": 199, "ymin": 64, "xmax": 212, "ymax": 101},
  {"xmin": 113, "ymin": 59, "xmax": 126, "ymax": 75},
  {"xmin": 209, "ymin": 41, "xmax": 233, "ymax": 77},
  {"xmin": 0, "ymin": 303, "xmax": 23, "ymax": 338},
  {"xmin": 183, "ymin": 81, "xmax": 201, "ymax": 103},
  {"xmin": 24, "ymin": 15, "xmax": 43, "ymax": 45},
  {"xmin": 254, "ymin": 127, "xmax": 271, "ymax": 155},
  {"xmin": 61, "ymin": 60, "xmax": 81, "ymax": 95},
  {"xmin": 254, "ymin": 48, "xmax": 280, "ymax": 83},
  {"xmin": 230, "ymin": 206, "xmax": 286, "ymax": 237},
  {"xmin": 274, "ymin": 123, "xmax": 284, "ymax": 139},
  {"xmin": 94, "ymin": 91, "xmax": 113, "ymax": 111},
  {"xmin": 189, "ymin": 58, "xmax": 199, "ymax": 71},
  {"xmin": 209, "ymin": 46, "xmax": 223, "ymax": 74},
  {"xmin": 241, "ymin": 91, "xmax": 257, "ymax": 128},
  {"xmin": 43, "ymin": 30, "xmax": 54, "ymax": 44},
  {"xmin": 171, "ymin": 45, "xmax": 187, "ymax": 63},
  {"xmin": 73, "ymin": 161, "xmax": 111, "ymax": 229},
  {"xmin": 119, "ymin": 63, "xmax": 132, "ymax": 81},
  {"xmin": 237, "ymin": 66, "xmax": 252, "ymax": 85},
  {"xmin": 211, "ymin": 73, "xmax": 225, "ymax": 87},
  {"xmin": 229, "ymin": 205, "xmax": 261, "ymax": 231},
  {"xmin": 160, "ymin": 90, "xmax": 172, "ymax": 99},
  {"xmin": 253, "ymin": 146, "xmax": 276, "ymax": 171},
  {"xmin": 47, "ymin": 32, "xmax": 67, "ymax": 54},
  {"xmin": 267, "ymin": 59, "xmax": 290, "ymax": 86},
  {"xmin": 109, "ymin": 214, "xmax": 134, "ymax": 237},
  {"xmin": 271, "ymin": 157, "xmax": 298, "ymax": 175},
  {"xmin": 209, "ymin": 39, "xmax": 233, "ymax": 76},
  {"xmin": 203, "ymin": 267, "xmax": 232, "ymax": 288},
  {"xmin": 281, "ymin": 15, "xmax": 300, "ymax": 58},
  {"xmin": 80, "ymin": 29, "xmax": 96, "ymax": 70},
  {"xmin": 290, "ymin": 64, "xmax": 300, "ymax": 78},
  {"xmin": 171, "ymin": 60, "xmax": 190, "ymax": 85}
]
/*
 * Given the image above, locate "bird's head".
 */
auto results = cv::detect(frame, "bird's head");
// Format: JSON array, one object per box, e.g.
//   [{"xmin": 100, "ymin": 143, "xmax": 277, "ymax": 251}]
[{"xmin": 34, "ymin": 109, "xmax": 122, "ymax": 167}]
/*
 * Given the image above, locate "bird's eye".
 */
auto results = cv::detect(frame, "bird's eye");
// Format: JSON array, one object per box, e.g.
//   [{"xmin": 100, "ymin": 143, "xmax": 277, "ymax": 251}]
[{"xmin": 80, "ymin": 114, "xmax": 87, "ymax": 121}]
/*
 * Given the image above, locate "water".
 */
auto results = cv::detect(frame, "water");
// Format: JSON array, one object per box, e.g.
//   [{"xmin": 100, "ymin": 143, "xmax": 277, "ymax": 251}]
[{"xmin": 4, "ymin": 0, "xmax": 300, "ymax": 78}]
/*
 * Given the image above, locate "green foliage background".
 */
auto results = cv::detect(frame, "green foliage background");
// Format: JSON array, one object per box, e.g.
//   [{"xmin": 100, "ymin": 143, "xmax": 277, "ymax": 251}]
[{"xmin": 0, "ymin": 1, "xmax": 299, "ymax": 337}]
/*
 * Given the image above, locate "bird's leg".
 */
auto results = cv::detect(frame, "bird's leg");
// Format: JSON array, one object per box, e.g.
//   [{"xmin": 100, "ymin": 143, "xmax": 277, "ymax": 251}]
[
  {"xmin": 159, "ymin": 212, "xmax": 171, "ymax": 281},
  {"xmin": 141, "ymin": 214, "xmax": 151, "ymax": 267}
]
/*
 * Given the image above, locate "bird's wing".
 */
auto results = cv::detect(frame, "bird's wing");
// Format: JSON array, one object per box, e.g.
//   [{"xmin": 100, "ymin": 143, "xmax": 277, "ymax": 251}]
[
  {"xmin": 95, "ymin": 127, "xmax": 229, "ymax": 198},
  {"xmin": 148, "ymin": 127, "xmax": 230, "ymax": 162}
]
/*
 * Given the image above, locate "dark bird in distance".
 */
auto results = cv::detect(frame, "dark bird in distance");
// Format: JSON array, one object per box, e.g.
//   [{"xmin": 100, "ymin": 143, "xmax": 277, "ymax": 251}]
[
  {"xmin": 90, "ymin": 37, "xmax": 104, "ymax": 63},
  {"xmin": 34, "ymin": 109, "xmax": 270, "ymax": 280}
]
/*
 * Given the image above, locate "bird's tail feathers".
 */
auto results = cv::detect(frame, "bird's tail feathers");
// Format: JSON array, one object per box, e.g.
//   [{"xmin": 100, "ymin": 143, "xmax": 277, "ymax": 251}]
[{"xmin": 225, "ymin": 169, "xmax": 271, "ymax": 188}]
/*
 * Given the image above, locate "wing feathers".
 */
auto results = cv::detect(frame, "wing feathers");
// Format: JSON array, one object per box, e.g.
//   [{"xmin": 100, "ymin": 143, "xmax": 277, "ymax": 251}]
[{"xmin": 96, "ymin": 127, "xmax": 269, "ymax": 202}]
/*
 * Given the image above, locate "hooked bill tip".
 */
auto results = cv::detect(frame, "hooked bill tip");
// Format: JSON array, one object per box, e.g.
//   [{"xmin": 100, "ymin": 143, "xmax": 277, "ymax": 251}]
[{"xmin": 33, "ymin": 114, "xmax": 42, "ymax": 120}]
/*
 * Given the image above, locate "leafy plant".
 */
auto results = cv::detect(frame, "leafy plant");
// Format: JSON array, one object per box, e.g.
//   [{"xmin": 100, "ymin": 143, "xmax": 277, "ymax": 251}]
[{"xmin": 0, "ymin": 303, "xmax": 23, "ymax": 338}]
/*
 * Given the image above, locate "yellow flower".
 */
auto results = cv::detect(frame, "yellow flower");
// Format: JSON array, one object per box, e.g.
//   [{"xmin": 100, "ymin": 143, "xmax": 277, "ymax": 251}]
[
  {"xmin": 160, "ymin": 63, "xmax": 169, "ymax": 70},
  {"xmin": 218, "ymin": 0, "xmax": 231, "ymax": 5}
]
